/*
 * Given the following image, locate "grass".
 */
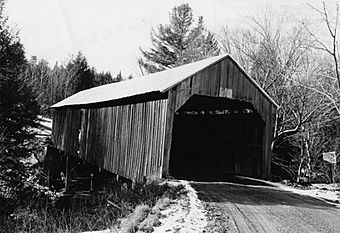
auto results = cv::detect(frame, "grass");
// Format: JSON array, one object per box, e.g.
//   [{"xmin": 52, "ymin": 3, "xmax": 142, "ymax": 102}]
[
  {"xmin": 0, "ymin": 180, "xmax": 171, "ymax": 233},
  {"xmin": 117, "ymin": 204, "xmax": 150, "ymax": 233}
]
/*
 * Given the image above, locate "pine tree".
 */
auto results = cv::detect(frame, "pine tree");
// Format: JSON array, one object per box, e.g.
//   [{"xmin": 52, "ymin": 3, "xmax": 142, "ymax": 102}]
[
  {"xmin": 94, "ymin": 70, "xmax": 123, "ymax": 86},
  {"xmin": 138, "ymin": 4, "xmax": 220, "ymax": 74},
  {"xmin": 0, "ymin": 0, "xmax": 39, "ymax": 196},
  {"xmin": 24, "ymin": 58, "xmax": 53, "ymax": 114},
  {"xmin": 94, "ymin": 71, "xmax": 113, "ymax": 86},
  {"xmin": 65, "ymin": 52, "xmax": 95, "ymax": 96}
]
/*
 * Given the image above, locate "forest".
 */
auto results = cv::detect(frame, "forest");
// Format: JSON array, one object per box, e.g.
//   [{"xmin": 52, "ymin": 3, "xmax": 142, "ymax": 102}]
[{"xmin": 0, "ymin": 1, "xmax": 339, "ymax": 232}]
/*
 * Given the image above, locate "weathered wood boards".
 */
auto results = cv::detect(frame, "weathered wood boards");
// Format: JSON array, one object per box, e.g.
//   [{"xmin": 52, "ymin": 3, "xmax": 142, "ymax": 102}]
[
  {"xmin": 52, "ymin": 109, "xmax": 81, "ymax": 154},
  {"xmin": 162, "ymin": 57, "xmax": 275, "ymax": 179},
  {"xmin": 51, "ymin": 55, "xmax": 276, "ymax": 182},
  {"xmin": 52, "ymin": 99, "xmax": 168, "ymax": 183}
]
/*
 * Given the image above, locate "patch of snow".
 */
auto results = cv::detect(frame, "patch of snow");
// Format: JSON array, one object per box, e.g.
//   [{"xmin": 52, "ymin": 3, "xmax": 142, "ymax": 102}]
[
  {"xmin": 81, "ymin": 181, "xmax": 208, "ymax": 233},
  {"xmin": 182, "ymin": 181, "xmax": 208, "ymax": 232},
  {"xmin": 278, "ymin": 183, "xmax": 340, "ymax": 205},
  {"xmin": 37, "ymin": 115, "xmax": 52, "ymax": 130},
  {"xmin": 82, "ymin": 230, "xmax": 111, "ymax": 233},
  {"xmin": 153, "ymin": 180, "xmax": 207, "ymax": 233},
  {"xmin": 247, "ymin": 177, "xmax": 340, "ymax": 206},
  {"xmin": 231, "ymin": 176, "xmax": 340, "ymax": 207},
  {"xmin": 31, "ymin": 116, "xmax": 52, "ymax": 137}
]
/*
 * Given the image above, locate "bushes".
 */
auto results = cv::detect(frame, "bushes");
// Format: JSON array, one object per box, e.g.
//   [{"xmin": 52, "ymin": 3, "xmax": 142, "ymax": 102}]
[{"xmin": 0, "ymin": 180, "xmax": 170, "ymax": 233}]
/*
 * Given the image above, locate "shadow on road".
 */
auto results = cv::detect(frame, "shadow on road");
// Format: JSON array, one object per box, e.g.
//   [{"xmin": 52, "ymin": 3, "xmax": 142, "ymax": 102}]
[
  {"xmin": 176, "ymin": 173, "xmax": 274, "ymax": 186},
  {"xmin": 191, "ymin": 181, "xmax": 338, "ymax": 210}
]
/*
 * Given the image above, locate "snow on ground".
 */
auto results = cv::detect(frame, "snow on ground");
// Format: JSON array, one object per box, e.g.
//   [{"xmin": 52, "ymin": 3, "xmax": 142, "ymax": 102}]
[
  {"xmin": 32, "ymin": 115, "xmax": 52, "ymax": 137},
  {"xmin": 152, "ymin": 180, "xmax": 207, "ymax": 233},
  {"xmin": 82, "ymin": 180, "xmax": 207, "ymax": 233},
  {"xmin": 276, "ymin": 182, "xmax": 340, "ymax": 205},
  {"xmin": 82, "ymin": 229, "xmax": 110, "ymax": 233},
  {"xmin": 81, "ymin": 177, "xmax": 340, "ymax": 233},
  {"xmin": 37, "ymin": 115, "xmax": 52, "ymax": 130},
  {"xmin": 244, "ymin": 176, "xmax": 340, "ymax": 206}
]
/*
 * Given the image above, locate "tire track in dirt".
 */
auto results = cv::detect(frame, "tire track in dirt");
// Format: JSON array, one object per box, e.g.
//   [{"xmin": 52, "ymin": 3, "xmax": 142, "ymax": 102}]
[
  {"xmin": 192, "ymin": 181, "xmax": 340, "ymax": 233},
  {"xmin": 210, "ymin": 188, "xmax": 279, "ymax": 233}
]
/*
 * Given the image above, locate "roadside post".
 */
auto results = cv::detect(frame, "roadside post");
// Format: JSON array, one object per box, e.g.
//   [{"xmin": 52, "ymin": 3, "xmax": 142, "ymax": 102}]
[{"xmin": 322, "ymin": 151, "xmax": 337, "ymax": 184}]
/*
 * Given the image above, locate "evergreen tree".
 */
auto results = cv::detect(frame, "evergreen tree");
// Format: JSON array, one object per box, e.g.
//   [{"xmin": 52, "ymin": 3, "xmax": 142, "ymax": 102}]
[
  {"xmin": 50, "ymin": 62, "xmax": 69, "ymax": 104},
  {"xmin": 94, "ymin": 70, "xmax": 123, "ymax": 86},
  {"xmin": 65, "ymin": 52, "xmax": 95, "ymax": 96},
  {"xmin": 138, "ymin": 3, "xmax": 220, "ymax": 74},
  {"xmin": 94, "ymin": 70, "xmax": 112, "ymax": 86},
  {"xmin": 24, "ymin": 52, "xmax": 122, "ymax": 117},
  {"xmin": 0, "ymin": 0, "xmax": 39, "ymax": 196},
  {"xmin": 24, "ymin": 58, "xmax": 53, "ymax": 114}
]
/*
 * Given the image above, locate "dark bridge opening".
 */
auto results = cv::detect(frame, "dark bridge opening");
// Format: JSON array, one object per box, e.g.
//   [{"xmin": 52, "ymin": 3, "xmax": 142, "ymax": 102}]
[{"xmin": 169, "ymin": 95, "xmax": 264, "ymax": 181}]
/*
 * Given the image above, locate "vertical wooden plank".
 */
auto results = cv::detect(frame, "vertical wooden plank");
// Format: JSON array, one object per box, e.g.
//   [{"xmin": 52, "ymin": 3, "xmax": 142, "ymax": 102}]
[
  {"xmin": 106, "ymin": 107, "xmax": 112, "ymax": 172},
  {"xmin": 150, "ymin": 101, "xmax": 157, "ymax": 179},
  {"xmin": 156, "ymin": 100, "xmax": 163, "ymax": 178},
  {"xmin": 152, "ymin": 101, "xmax": 158, "ymax": 178},
  {"xmin": 227, "ymin": 59, "xmax": 234, "ymax": 95},
  {"xmin": 201, "ymin": 68, "xmax": 209, "ymax": 95},
  {"xmin": 138, "ymin": 102, "xmax": 144, "ymax": 181},
  {"xmin": 158, "ymin": 99, "xmax": 168, "ymax": 178},
  {"xmin": 64, "ymin": 152, "xmax": 70, "ymax": 192},
  {"xmin": 145, "ymin": 101, "xmax": 153, "ymax": 178},
  {"xmin": 191, "ymin": 73, "xmax": 200, "ymax": 95},
  {"xmin": 215, "ymin": 63, "xmax": 222, "ymax": 97},
  {"xmin": 110, "ymin": 106, "xmax": 116, "ymax": 172},
  {"xmin": 239, "ymin": 71, "xmax": 245, "ymax": 101},
  {"xmin": 220, "ymin": 59, "xmax": 228, "ymax": 91},
  {"xmin": 130, "ymin": 104, "xmax": 137, "ymax": 178},
  {"xmin": 126, "ymin": 105, "xmax": 132, "ymax": 178},
  {"xmin": 265, "ymin": 102, "xmax": 273, "ymax": 179},
  {"xmin": 116, "ymin": 106, "xmax": 122, "ymax": 175},
  {"xmin": 140, "ymin": 102, "xmax": 148, "ymax": 182},
  {"xmin": 162, "ymin": 89, "xmax": 176, "ymax": 176},
  {"xmin": 125, "ymin": 105, "xmax": 132, "ymax": 178},
  {"xmin": 244, "ymin": 76, "xmax": 251, "ymax": 102},
  {"xmin": 235, "ymin": 62, "xmax": 242, "ymax": 99},
  {"xmin": 132, "ymin": 103, "xmax": 140, "ymax": 180},
  {"xmin": 129, "ymin": 104, "xmax": 136, "ymax": 179}
]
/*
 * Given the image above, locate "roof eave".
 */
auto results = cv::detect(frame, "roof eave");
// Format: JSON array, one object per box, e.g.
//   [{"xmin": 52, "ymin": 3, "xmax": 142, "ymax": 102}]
[
  {"xmin": 160, "ymin": 54, "xmax": 229, "ymax": 93},
  {"xmin": 227, "ymin": 55, "xmax": 279, "ymax": 109}
]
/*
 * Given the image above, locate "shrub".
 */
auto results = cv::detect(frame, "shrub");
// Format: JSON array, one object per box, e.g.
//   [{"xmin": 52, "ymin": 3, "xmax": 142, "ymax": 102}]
[{"xmin": 1, "ymin": 179, "xmax": 170, "ymax": 233}]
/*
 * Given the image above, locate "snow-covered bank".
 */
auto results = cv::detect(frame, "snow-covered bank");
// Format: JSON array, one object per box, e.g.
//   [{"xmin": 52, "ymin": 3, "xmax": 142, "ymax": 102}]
[
  {"xmin": 152, "ymin": 180, "xmax": 207, "ymax": 233},
  {"xmin": 82, "ymin": 180, "xmax": 207, "ymax": 233},
  {"xmin": 239, "ymin": 175, "xmax": 340, "ymax": 206},
  {"xmin": 33, "ymin": 116, "xmax": 52, "ymax": 137},
  {"xmin": 278, "ymin": 182, "xmax": 340, "ymax": 205}
]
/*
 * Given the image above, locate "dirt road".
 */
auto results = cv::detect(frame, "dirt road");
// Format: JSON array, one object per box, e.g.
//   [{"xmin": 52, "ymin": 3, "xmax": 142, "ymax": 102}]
[{"xmin": 191, "ymin": 177, "xmax": 340, "ymax": 233}]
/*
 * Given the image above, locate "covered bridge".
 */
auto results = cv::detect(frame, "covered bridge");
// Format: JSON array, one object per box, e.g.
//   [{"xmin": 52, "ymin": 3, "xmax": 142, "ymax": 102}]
[{"xmin": 50, "ymin": 54, "xmax": 278, "ymax": 184}]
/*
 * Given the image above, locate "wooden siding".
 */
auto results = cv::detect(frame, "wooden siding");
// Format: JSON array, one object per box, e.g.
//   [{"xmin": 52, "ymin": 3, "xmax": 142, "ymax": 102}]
[
  {"xmin": 163, "ymin": 57, "xmax": 275, "ymax": 179},
  {"xmin": 52, "ymin": 56, "xmax": 275, "ymax": 181},
  {"xmin": 52, "ymin": 99, "xmax": 168, "ymax": 183},
  {"xmin": 52, "ymin": 109, "xmax": 81, "ymax": 154},
  {"xmin": 170, "ymin": 59, "xmax": 272, "ymax": 121}
]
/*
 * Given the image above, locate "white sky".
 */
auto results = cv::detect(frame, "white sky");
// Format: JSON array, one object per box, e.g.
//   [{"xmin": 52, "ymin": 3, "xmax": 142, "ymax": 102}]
[{"xmin": 5, "ymin": 0, "xmax": 334, "ymax": 77}]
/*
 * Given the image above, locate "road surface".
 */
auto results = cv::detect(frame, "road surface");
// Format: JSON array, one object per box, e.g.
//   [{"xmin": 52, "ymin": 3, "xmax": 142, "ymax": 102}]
[{"xmin": 191, "ymin": 176, "xmax": 340, "ymax": 233}]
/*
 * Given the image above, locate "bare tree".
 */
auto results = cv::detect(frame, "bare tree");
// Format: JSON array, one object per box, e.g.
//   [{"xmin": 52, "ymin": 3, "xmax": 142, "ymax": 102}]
[
  {"xmin": 305, "ymin": 1, "xmax": 339, "ymax": 88},
  {"xmin": 219, "ymin": 9, "xmax": 314, "ymax": 142},
  {"xmin": 219, "ymin": 8, "xmax": 337, "ymax": 181},
  {"xmin": 302, "ymin": 2, "xmax": 340, "ymax": 116}
]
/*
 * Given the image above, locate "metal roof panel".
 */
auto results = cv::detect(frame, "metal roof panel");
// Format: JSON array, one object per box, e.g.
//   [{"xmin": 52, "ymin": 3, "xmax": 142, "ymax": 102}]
[
  {"xmin": 51, "ymin": 54, "xmax": 227, "ymax": 108},
  {"xmin": 51, "ymin": 54, "xmax": 278, "ymax": 108}
]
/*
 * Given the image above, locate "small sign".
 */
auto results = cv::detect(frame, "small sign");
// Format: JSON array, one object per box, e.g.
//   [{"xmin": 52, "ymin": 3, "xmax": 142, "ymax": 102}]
[
  {"xmin": 220, "ymin": 88, "xmax": 232, "ymax": 98},
  {"xmin": 323, "ymin": 151, "xmax": 337, "ymax": 164}
]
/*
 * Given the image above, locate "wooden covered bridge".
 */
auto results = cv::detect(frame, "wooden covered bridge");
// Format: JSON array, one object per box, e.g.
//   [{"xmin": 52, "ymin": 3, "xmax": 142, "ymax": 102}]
[{"xmin": 50, "ymin": 54, "xmax": 278, "ymax": 185}]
